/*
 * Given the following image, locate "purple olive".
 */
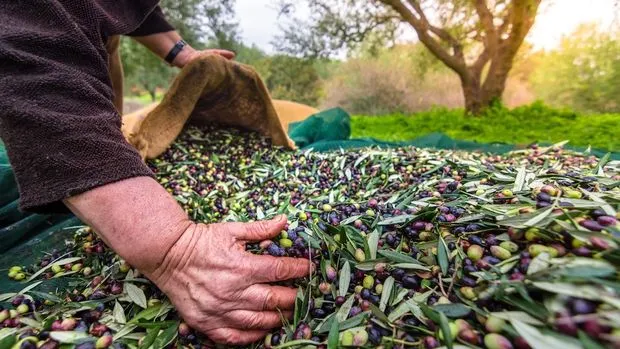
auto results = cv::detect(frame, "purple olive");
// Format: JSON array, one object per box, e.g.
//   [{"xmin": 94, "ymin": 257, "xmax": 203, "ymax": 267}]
[
  {"xmin": 391, "ymin": 268, "xmax": 406, "ymax": 281},
  {"xmin": 349, "ymin": 306, "xmax": 362, "ymax": 317},
  {"xmin": 555, "ymin": 312, "xmax": 578, "ymax": 336},
  {"xmin": 583, "ymin": 319, "xmax": 605, "ymax": 339},
  {"xmin": 423, "ymin": 336, "xmax": 440, "ymax": 349},
  {"xmin": 402, "ymin": 275, "xmax": 418, "ymax": 289},
  {"xmin": 536, "ymin": 192, "xmax": 551, "ymax": 202},
  {"xmin": 573, "ymin": 246, "xmax": 592, "ymax": 257},
  {"xmin": 597, "ymin": 215, "xmax": 617, "ymax": 226},
  {"xmin": 335, "ymin": 296, "xmax": 345, "ymax": 306},
  {"xmin": 570, "ymin": 298, "xmax": 596, "ymax": 315},
  {"xmin": 579, "ymin": 220, "xmax": 604, "ymax": 231},
  {"xmin": 514, "ymin": 336, "xmax": 531, "ymax": 349}
]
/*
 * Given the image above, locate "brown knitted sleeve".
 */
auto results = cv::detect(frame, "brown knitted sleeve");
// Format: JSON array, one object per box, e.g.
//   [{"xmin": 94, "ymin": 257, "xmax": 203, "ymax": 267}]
[
  {"xmin": 0, "ymin": 2, "xmax": 154, "ymax": 214},
  {"xmin": 127, "ymin": 6, "xmax": 175, "ymax": 37}
]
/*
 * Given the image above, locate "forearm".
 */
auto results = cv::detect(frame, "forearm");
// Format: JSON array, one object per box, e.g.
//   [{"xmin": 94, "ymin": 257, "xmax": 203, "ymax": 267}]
[
  {"xmin": 64, "ymin": 176, "xmax": 192, "ymax": 274},
  {"xmin": 132, "ymin": 31, "xmax": 197, "ymax": 68}
]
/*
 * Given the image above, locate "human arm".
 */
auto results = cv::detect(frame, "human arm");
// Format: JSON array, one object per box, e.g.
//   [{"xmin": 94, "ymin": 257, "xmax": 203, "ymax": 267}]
[
  {"xmin": 131, "ymin": 30, "xmax": 235, "ymax": 68},
  {"xmin": 65, "ymin": 177, "xmax": 311, "ymax": 345},
  {"xmin": 0, "ymin": 3, "xmax": 307, "ymax": 344}
]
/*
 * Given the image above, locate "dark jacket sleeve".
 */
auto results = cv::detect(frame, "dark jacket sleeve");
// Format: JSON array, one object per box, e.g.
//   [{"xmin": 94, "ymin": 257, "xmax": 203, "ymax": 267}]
[
  {"xmin": 127, "ymin": 6, "xmax": 175, "ymax": 37},
  {"xmin": 0, "ymin": 3, "xmax": 154, "ymax": 214}
]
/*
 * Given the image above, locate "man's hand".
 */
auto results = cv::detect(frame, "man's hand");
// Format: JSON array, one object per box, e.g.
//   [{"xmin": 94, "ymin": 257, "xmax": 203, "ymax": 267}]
[
  {"xmin": 132, "ymin": 31, "xmax": 235, "ymax": 69},
  {"xmin": 173, "ymin": 48, "xmax": 235, "ymax": 68},
  {"xmin": 65, "ymin": 177, "xmax": 310, "ymax": 345},
  {"xmin": 149, "ymin": 216, "xmax": 310, "ymax": 345}
]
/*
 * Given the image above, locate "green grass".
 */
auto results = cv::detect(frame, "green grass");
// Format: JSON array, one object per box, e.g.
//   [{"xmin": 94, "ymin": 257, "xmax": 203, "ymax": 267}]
[
  {"xmin": 124, "ymin": 92, "xmax": 164, "ymax": 105},
  {"xmin": 351, "ymin": 102, "xmax": 620, "ymax": 151}
]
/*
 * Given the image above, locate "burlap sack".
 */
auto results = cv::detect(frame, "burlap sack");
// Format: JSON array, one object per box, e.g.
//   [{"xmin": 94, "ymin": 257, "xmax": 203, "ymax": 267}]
[{"xmin": 121, "ymin": 54, "xmax": 297, "ymax": 160}]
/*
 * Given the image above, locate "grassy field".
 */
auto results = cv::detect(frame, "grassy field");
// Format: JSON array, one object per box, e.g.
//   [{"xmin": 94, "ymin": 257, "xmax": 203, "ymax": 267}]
[{"xmin": 351, "ymin": 102, "xmax": 620, "ymax": 151}]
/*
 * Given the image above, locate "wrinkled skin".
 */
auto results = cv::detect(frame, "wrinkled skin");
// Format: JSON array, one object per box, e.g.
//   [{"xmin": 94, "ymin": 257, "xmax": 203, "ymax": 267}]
[
  {"xmin": 66, "ymin": 177, "xmax": 311, "ymax": 345},
  {"xmin": 149, "ymin": 217, "xmax": 312, "ymax": 345}
]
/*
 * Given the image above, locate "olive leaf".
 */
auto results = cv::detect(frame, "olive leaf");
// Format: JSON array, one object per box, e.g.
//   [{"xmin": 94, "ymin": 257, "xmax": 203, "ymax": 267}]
[
  {"xmin": 367, "ymin": 231, "xmax": 379, "ymax": 260},
  {"xmin": 273, "ymin": 340, "xmax": 321, "ymax": 349},
  {"xmin": 151, "ymin": 323, "xmax": 178, "ymax": 349},
  {"xmin": 378, "ymin": 250, "xmax": 421, "ymax": 264},
  {"xmin": 0, "ymin": 281, "xmax": 44, "ymax": 302},
  {"xmin": 293, "ymin": 287, "xmax": 306, "ymax": 327},
  {"xmin": 316, "ymin": 313, "xmax": 336, "ymax": 334},
  {"xmin": 327, "ymin": 319, "xmax": 339, "ymax": 349},
  {"xmin": 497, "ymin": 207, "xmax": 554, "ymax": 228},
  {"xmin": 338, "ymin": 261, "xmax": 351, "ymax": 298},
  {"xmin": 113, "ymin": 301, "xmax": 126, "ymax": 324},
  {"xmin": 437, "ymin": 237, "xmax": 449, "ymax": 275},
  {"xmin": 0, "ymin": 333, "xmax": 16, "ymax": 349},
  {"xmin": 432, "ymin": 304, "xmax": 471, "ymax": 318},
  {"xmin": 454, "ymin": 213, "xmax": 486, "ymax": 223},
  {"xmin": 336, "ymin": 295, "xmax": 355, "ymax": 322},
  {"xmin": 489, "ymin": 311, "xmax": 544, "ymax": 326},
  {"xmin": 379, "ymin": 277, "xmax": 394, "ymax": 312},
  {"xmin": 438, "ymin": 311, "xmax": 453, "ymax": 349},
  {"xmin": 378, "ymin": 214, "xmax": 415, "ymax": 226},
  {"xmin": 368, "ymin": 303, "xmax": 390, "ymax": 324},
  {"xmin": 138, "ymin": 326, "xmax": 161, "ymax": 349},
  {"xmin": 339, "ymin": 313, "xmax": 369, "ymax": 331},
  {"xmin": 513, "ymin": 166, "xmax": 527, "ymax": 192},
  {"xmin": 124, "ymin": 283, "xmax": 147, "ymax": 309},
  {"xmin": 49, "ymin": 332, "xmax": 93, "ymax": 344},
  {"xmin": 18, "ymin": 317, "xmax": 42, "ymax": 330},
  {"xmin": 27, "ymin": 256, "xmax": 81, "ymax": 282},
  {"xmin": 550, "ymin": 257, "xmax": 616, "ymax": 278},
  {"xmin": 527, "ymin": 252, "xmax": 551, "ymax": 275},
  {"xmin": 392, "ymin": 263, "xmax": 431, "ymax": 271},
  {"xmin": 512, "ymin": 320, "xmax": 581, "ymax": 349},
  {"xmin": 340, "ymin": 215, "xmax": 362, "ymax": 225},
  {"xmin": 112, "ymin": 325, "xmax": 137, "ymax": 341}
]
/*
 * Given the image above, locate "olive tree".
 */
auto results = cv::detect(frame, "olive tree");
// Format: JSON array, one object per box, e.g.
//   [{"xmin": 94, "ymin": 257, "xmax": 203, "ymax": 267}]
[
  {"xmin": 122, "ymin": 0, "xmax": 240, "ymax": 100},
  {"xmin": 276, "ymin": 0, "xmax": 542, "ymax": 114}
]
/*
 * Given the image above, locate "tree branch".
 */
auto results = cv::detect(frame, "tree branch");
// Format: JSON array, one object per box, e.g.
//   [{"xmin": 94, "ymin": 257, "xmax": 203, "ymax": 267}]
[
  {"xmin": 481, "ymin": 0, "xmax": 541, "ymax": 97},
  {"xmin": 407, "ymin": 0, "xmax": 462, "ymax": 49},
  {"xmin": 380, "ymin": 0, "xmax": 468, "ymax": 77},
  {"xmin": 473, "ymin": 0, "xmax": 497, "ymax": 39}
]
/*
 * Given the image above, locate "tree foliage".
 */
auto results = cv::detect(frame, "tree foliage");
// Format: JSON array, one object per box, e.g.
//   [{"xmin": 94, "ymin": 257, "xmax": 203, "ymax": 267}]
[
  {"xmin": 263, "ymin": 55, "xmax": 322, "ymax": 106},
  {"xmin": 121, "ymin": 0, "xmax": 240, "ymax": 100},
  {"xmin": 276, "ymin": 0, "xmax": 542, "ymax": 114},
  {"xmin": 530, "ymin": 23, "xmax": 620, "ymax": 113}
]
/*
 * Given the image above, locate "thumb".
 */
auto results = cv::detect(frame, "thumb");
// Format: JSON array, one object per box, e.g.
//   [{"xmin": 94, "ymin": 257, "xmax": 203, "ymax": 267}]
[{"xmin": 234, "ymin": 215, "xmax": 287, "ymax": 241}]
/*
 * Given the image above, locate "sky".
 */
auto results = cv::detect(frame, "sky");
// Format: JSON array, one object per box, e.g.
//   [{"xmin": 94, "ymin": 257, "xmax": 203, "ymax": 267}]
[{"xmin": 235, "ymin": 0, "xmax": 618, "ymax": 53}]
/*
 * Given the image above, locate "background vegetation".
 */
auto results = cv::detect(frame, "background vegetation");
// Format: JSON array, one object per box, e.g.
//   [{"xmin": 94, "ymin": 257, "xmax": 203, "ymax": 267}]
[{"xmin": 120, "ymin": 0, "xmax": 620, "ymax": 151}]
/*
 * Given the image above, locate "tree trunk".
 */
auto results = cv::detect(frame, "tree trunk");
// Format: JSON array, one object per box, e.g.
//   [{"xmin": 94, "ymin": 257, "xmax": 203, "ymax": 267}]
[
  {"xmin": 460, "ymin": 74, "xmax": 484, "ymax": 115},
  {"xmin": 461, "ymin": 61, "xmax": 512, "ymax": 115},
  {"xmin": 148, "ymin": 88, "xmax": 157, "ymax": 102}
]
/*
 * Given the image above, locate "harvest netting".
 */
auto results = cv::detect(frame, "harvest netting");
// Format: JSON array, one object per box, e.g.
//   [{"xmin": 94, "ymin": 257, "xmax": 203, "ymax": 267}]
[{"xmin": 1, "ymin": 126, "xmax": 619, "ymax": 349}]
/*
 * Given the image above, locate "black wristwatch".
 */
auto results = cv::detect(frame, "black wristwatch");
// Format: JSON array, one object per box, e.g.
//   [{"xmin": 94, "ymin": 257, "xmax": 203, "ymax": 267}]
[{"xmin": 165, "ymin": 40, "xmax": 187, "ymax": 65}]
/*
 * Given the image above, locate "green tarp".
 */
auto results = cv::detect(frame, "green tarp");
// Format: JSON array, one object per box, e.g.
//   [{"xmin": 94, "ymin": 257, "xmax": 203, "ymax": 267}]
[{"xmin": 2, "ymin": 107, "xmax": 618, "ymax": 285}]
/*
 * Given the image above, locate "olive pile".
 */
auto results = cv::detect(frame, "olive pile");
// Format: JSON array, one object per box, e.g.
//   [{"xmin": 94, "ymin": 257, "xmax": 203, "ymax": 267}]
[{"xmin": 2, "ymin": 126, "xmax": 619, "ymax": 349}]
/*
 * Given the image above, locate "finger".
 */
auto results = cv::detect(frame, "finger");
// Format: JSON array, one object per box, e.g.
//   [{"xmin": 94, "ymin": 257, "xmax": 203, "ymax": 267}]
[
  {"xmin": 225, "ymin": 310, "xmax": 293, "ymax": 330},
  {"xmin": 241, "ymin": 284, "xmax": 301, "ymax": 311},
  {"xmin": 232, "ymin": 215, "xmax": 287, "ymax": 241},
  {"xmin": 212, "ymin": 49, "xmax": 235, "ymax": 60},
  {"xmin": 206, "ymin": 328, "xmax": 268, "ymax": 345},
  {"xmin": 247, "ymin": 255, "xmax": 312, "ymax": 283}
]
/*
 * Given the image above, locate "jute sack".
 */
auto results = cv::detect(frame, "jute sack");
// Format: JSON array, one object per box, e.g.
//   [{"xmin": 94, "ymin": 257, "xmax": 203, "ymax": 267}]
[{"xmin": 121, "ymin": 54, "xmax": 297, "ymax": 160}]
